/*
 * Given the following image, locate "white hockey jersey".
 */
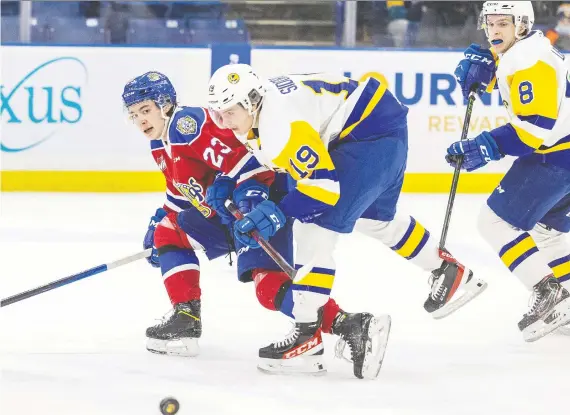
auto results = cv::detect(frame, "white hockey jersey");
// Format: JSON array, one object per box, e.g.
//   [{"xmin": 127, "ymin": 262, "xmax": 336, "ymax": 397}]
[
  {"xmin": 239, "ymin": 73, "xmax": 408, "ymax": 220},
  {"xmin": 492, "ymin": 30, "xmax": 570, "ymax": 169}
]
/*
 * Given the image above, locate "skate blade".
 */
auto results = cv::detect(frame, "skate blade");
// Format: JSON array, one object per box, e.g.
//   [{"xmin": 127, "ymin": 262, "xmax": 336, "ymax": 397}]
[
  {"xmin": 361, "ymin": 315, "xmax": 392, "ymax": 380},
  {"xmin": 431, "ymin": 276, "xmax": 488, "ymax": 320},
  {"xmin": 257, "ymin": 355, "xmax": 327, "ymax": 376},
  {"xmin": 523, "ymin": 298, "xmax": 570, "ymax": 342},
  {"xmin": 146, "ymin": 337, "xmax": 200, "ymax": 357}
]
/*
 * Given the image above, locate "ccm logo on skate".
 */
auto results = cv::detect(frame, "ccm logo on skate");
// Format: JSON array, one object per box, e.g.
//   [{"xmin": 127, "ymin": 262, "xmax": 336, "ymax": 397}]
[
  {"xmin": 438, "ymin": 250, "xmax": 456, "ymax": 263},
  {"xmin": 283, "ymin": 334, "xmax": 321, "ymax": 359}
]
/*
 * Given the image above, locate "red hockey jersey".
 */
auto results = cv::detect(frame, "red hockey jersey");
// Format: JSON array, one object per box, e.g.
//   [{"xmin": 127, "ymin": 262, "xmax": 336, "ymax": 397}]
[{"xmin": 150, "ymin": 106, "xmax": 268, "ymax": 217}]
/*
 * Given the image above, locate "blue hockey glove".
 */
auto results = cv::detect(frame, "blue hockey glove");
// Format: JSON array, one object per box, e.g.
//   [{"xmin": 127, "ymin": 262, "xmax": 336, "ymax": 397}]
[
  {"xmin": 143, "ymin": 207, "xmax": 168, "ymax": 268},
  {"xmin": 454, "ymin": 44, "xmax": 496, "ymax": 100},
  {"xmin": 205, "ymin": 175, "xmax": 236, "ymax": 224},
  {"xmin": 234, "ymin": 200, "xmax": 286, "ymax": 248},
  {"xmin": 446, "ymin": 131, "xmax": 503, "ymax": 172},
  {"xmin": 233, "ymin": 178, "xmax": 269, "ymax": 215}
]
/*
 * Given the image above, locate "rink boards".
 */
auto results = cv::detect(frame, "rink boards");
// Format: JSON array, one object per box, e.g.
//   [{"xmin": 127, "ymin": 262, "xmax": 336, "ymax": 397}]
[{"xmin": 0, "ymin": 44, "xmax": 532, "ymax": 192}]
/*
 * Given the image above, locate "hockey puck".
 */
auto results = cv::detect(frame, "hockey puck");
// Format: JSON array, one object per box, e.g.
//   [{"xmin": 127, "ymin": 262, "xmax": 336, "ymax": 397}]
[{"xmin": 160, "ymin": 397, "xmax": 180, "ymax": 415}]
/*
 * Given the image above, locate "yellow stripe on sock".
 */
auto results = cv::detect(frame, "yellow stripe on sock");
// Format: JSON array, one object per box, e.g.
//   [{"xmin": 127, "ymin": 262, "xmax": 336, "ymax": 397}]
[
  {"xmin": 552, "ymin": 261, "xmax": 570, "ymax": 279},
  {"xmin": 395, "ymin": 222, "xmax": 426, "ymax": 259},
  {"xmin": 500, "ymin": 236, "xmax": 536, "ymax": 269},
  {"xmin": 294, "ymin": 272, "xmax": 335, "ymax": 290}
]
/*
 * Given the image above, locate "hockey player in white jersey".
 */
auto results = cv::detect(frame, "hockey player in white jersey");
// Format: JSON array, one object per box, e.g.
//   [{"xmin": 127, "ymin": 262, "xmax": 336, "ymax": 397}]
[
  {"xmin": 450, "ymin": 1, "xmax": 570, "ymax": 341},
  {"xmin": 206, "ymin": 65, "xmax": 486, "ymax": 377}
]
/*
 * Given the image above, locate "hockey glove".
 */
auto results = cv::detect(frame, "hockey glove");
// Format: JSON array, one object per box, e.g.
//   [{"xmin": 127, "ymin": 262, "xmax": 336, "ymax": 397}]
[
  {"xmin": 454, "ymin": 44, "xmax": 496, "ymax": 100},
  {"xmin": 234, "ymin": 200, "xmax": 286, "ymax": 248},
  {"xmin": 446, "ymin": 131, "xmax": 503, "ymax": 172},
  {"xmin": 233, "ymin": 178, "xmax": 270, "ymax": 215},
  {"xmin": 205, "ymin": 175, "xmax": 236, "ymax": 224},
  {"xmin": 143, "ymin": 207, "xmax": 168, "ymax": 268}
]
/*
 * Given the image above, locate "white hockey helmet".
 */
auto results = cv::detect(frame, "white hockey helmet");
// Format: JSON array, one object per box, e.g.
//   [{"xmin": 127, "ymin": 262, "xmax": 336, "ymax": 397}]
[
  {"xmin": 207, "ymin": 64, "xmax": 266, "ymax": 118},
  {"xmin": 478, "ymin": 1, "xmax": 535, "ymax": 39}
]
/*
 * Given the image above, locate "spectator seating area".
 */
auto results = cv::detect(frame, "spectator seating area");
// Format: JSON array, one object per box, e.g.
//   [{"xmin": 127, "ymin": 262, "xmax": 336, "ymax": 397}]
[
  {"xmin": 1, "ymin": 1, "xmax": 249, "ymax": 45},
  {"xmin": 1, "ymin": 1, "xmax": 566, "ymax": 47}
]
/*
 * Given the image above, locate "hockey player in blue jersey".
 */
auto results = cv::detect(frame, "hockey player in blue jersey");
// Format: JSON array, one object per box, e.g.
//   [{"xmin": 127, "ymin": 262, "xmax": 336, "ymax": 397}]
[
  {"xmin": 449, "ymin": 1, "xmax": 570, "ymax": 341},
  {"xmin": 124, "ymin": 71, "xmax": 389, "ymax": 378},
  {"xmin": 206, "ymin": 64, "xmax": 487, "ymax": 377}
]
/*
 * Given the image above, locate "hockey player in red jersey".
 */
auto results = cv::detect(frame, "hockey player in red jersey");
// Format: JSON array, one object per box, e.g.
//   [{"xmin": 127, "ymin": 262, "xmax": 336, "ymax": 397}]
[{"xmin": 122, "ymin": 71, "xmax": 388, "ymax": 379}]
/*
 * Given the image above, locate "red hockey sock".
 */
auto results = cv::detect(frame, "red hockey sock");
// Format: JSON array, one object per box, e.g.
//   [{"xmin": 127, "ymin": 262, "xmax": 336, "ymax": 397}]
[
  {"xmin": 164, "ymin": 269, "xmax": 201, "ymax": 305},
  {"xmin": 321, "ymin": 297, "xmax": 341, "ymax": 334}
]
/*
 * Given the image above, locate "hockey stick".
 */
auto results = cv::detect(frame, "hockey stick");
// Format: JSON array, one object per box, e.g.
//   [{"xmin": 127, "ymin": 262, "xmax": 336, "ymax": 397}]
[
  {"xmin": 224, "ymin": 200, "xmax": 296, "ymax": 279},
  {"xmin": 439, "ymin": 90, "xmax": 477, "ymax": 250},
  {"xmin": 1, "ymin": 248, "xmax": 152, "ymax": 307}
]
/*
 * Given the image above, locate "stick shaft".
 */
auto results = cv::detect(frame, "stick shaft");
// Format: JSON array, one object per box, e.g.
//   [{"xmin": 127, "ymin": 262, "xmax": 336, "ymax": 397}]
[
  {"xmin": 1, "ymin": 249, "xmax": 152, "ymax": 307},
  {"xmin": 439, "ymin": 92, "xmax": 477, "ymax": 250}
]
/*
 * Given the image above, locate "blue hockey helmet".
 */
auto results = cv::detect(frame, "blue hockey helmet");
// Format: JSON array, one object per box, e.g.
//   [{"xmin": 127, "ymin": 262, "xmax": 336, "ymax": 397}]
[{"xmin": 122, "ymin": 71, "xmax": 177, "ymax": 109}]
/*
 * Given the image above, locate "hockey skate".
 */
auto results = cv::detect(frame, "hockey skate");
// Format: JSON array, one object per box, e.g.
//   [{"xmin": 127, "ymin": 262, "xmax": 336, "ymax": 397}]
[
  {"xmin": 146, "ymin": 300, "xmax": 201, "ymax": 356},
  {"xmin": 424, "ymin": 250, "xmax": 487, "ymax": 319},
  {"xmin": 518, "ymin": 276, "xmax": 570, "ymax": 342},
  {"xmin": 331, "ymin": 311, "xmax": 391, "ymax": 380},
  {"xmin": 257, "ymin": 316, "xmax": 326, "ymax": 376}
]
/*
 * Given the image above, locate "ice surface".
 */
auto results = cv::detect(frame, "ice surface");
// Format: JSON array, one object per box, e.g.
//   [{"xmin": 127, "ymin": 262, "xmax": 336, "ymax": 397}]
[{"xmin": 1, "ymin": 192, "xmax": 568, "ymax": 415}]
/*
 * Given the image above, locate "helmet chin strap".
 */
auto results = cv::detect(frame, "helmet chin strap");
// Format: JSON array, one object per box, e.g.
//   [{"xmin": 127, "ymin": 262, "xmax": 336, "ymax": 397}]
[
  {"xmin": 159, "ymin": 104, "xmax": 174, "ymax": 139},
  {"xmin": 514, "ymin": 23, "xmax": 528, "ymax": 39},
  {"xmin": 249, "ymin": 98, "xmax": 263, "ymax": 128}
]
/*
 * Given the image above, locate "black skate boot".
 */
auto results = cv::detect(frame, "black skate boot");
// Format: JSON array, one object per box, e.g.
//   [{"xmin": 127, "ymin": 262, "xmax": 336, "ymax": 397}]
[
  {"xmin": 424, "ymin": 250, "xmax": 487, "ymax": 319},
  {"xmin": 518, "ymin": 275, "xmax": 570, "ymax": 342},
  {"xmin": 258, "ymin": 312, "xmax": 325, "ymax": 376},
  {"xmin": 331, "ymin": 311, "xmax": 391, "ymax": 380},
  {"xmin": 146, "ymin": 300, "xmax": 202, "ymax": 356}
]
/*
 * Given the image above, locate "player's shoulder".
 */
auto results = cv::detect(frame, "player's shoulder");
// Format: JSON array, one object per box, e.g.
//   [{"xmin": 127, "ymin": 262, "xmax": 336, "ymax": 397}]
[
  {"xmin": 168, "ymin": 106, "xmax": 208, "ymax": 145},
  {"xmin": 150, "ymin": 139, "xmax": 164, "ymax": 152},
  {"xmin": 259, "ymin": 94, "xmax": 305, "ymax": 158},
  {"xmin": 500, "ymin": 31, "xmax": 554, "ymax": 74}
]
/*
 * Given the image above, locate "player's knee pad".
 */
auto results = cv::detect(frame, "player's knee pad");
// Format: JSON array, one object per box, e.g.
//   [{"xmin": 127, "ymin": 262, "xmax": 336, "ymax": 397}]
[
  {"xmin": 357, "ymin": 215, "xmax": 435, "ymax": 267},
  {"xmin": 154, "ymin": 212, "xmax": 192, "ymax": 254},
  {"xmin": 477, "ymin": 204, "xmax": 511, "ymax": 244},
  {"xmin": 532, "ymin": 223, "xmax": 566, "ymax": 248},
  {"xmin": 253, "ymin": 268, "xmax": 292, "ymax": 311},
  {"xmin": 477, "ymin": 204, "xmax": 540, "ymax": 258},
  {"xmin": 293, "ymin": 222, "xmax": 338, "ymax": 266},
  {"xmin": 531, "ymin": 224, "xmax": 569, "ymax": 281},
  {"xmin": 356, "ymin": 214, "xmax": 418, "ymax": 247}
]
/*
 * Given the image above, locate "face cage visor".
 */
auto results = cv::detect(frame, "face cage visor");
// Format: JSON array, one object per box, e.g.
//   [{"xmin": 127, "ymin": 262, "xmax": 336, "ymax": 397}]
[
  {"xmin": 478, "ymin": 12, "xmax": 530, "ymax": 39},
  {"xmin": 123, "ymin": 94, "xmax": 174, "ymax": 125},
  {"xmin": 207, "ymin": 89, "xmax": 263, "ymax": 129}
]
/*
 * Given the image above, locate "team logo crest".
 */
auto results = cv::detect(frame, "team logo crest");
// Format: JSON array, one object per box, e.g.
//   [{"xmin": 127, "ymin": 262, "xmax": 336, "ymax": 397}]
[
  {"xmin": 227, "ymin": 73, "xmax": 240, "ymax": 84},
  {"xmin": 147, "ymin": 72, "xmax": 162, "ymax": 82},
  {"xmin": 174, "ymin": 178, "xmax": 212, "ymax": 217},
  {"xmin": 176, "ymin": 116, "xmax": 197, "ymax": 135}
]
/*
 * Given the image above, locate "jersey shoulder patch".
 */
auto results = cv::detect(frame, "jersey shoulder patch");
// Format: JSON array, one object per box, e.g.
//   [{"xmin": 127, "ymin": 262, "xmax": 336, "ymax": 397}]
[{"xmin": 169, "ymin": 106, "xmax": 207, "ymax": 145}]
